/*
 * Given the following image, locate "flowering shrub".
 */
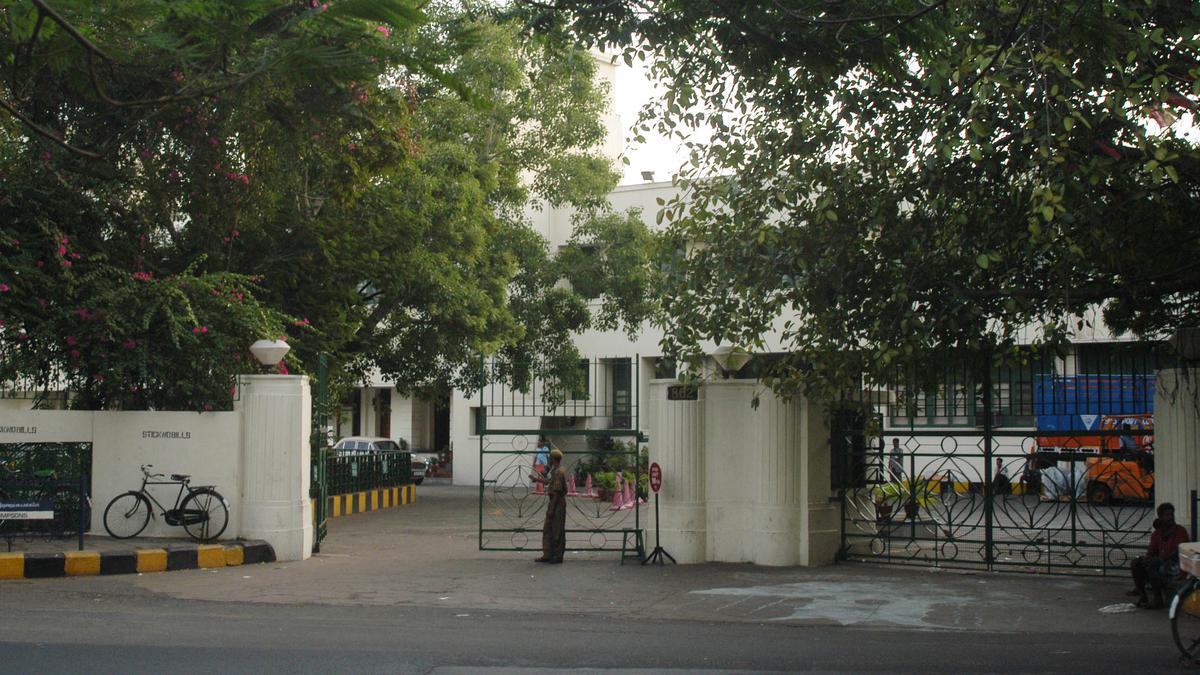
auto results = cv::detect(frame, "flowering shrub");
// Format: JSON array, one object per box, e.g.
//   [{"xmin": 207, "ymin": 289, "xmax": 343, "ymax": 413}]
[{"xmin": 0, "ymin": 239, "xmax": 290, "ymax": 410}]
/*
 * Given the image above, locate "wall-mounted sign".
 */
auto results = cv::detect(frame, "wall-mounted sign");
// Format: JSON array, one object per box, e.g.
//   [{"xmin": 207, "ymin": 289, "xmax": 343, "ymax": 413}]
[
  {"xmin": 0, "ymin": 500, "xmax": 53, "ymax": 520},
  {"xmin": 141, "ymin": 431, "xmax": 192, "ymax": 440},
  {"xmin": 0, "ymin": 425, "xmax": 38, "ymax": 434}
]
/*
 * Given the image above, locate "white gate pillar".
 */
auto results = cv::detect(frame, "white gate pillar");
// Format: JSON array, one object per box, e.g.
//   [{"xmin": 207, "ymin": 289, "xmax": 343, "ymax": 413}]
[
  {"xmin": 649, "ymin": 380, "xmax": 706, "ymax": 563},
  {"xmin": 236, "ymin": 375, "xmax": 312, "ymax": 561}
]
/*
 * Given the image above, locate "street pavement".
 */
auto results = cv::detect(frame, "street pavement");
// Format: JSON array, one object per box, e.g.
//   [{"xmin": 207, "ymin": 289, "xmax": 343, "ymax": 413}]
[{"xmin": 0, "ymin": 479, "xmax": 1189, "ymax": 673}]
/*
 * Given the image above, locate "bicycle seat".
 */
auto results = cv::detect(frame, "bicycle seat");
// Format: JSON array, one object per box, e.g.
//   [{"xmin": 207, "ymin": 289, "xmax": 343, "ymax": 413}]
[{"xmin": 170, "ymin": 473, "xmax": 190, "ymax": 482}]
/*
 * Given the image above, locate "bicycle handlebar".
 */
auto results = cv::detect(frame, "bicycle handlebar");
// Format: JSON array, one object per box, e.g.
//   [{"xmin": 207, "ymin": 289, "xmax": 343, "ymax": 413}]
[{"xmin": 140, "ymin": 464, "xmax": 165, "ymax": 479}]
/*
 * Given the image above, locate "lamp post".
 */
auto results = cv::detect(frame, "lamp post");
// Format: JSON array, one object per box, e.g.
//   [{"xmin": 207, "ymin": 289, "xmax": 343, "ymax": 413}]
[
  {"xmin": 711, "ymin": 345, "xmax": 752, "ymax": 375},
  {"xmin": 249, "ymin": 339, "xmax": 291, "ymax": 369}
]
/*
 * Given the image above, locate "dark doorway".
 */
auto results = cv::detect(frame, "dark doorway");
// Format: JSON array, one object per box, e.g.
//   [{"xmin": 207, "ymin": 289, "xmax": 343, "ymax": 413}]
[{"xmin": 434, "ymin": 396, "xmax": 450, "ymax": 452}]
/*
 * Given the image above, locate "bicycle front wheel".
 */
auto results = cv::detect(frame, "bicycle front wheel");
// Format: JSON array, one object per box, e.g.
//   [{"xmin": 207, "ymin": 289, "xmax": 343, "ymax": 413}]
[
  {"xmin": 103, "ymin": 492, "xmax": 151, "ymax": 539},
  {"xmin": 180, "ymin": 488, "xmax": 229, "ymax": 542},
  {"xmin": 1172, "ymin": 583, "xmax": 1200, "ymax": 663}
]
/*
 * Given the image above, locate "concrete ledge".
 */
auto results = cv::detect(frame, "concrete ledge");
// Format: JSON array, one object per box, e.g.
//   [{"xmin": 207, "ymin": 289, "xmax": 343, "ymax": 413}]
[
  {"xmin": 313, "ymin": 484, "xmax": 415, "ymax": 519},
  {"xmin": 0, "ymin": 540, "xmax": 276, "ymax": 580}
]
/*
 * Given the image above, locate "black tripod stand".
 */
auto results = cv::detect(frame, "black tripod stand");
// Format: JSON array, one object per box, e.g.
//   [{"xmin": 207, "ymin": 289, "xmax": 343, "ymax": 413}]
[{"xmin": 642, "ymin": 490, "xmax": 675, "ymax": 565}]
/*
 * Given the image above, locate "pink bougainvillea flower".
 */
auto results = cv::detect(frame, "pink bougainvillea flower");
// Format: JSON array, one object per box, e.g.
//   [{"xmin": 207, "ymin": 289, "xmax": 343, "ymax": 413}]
[
  {"xmin": 69, "ymin": 349, "xmax": 80, "ymax": 359},
  {"xmin": 169, "ymin": 170, "xmax": 181, "ymax": 180},
  {"xmin": 123, "ymin": 339, "xmax": 138, "ymax": 350},
  {"xmin": 132, "ymin": 271, "xmax": 153, "ymax": 282},
  {"xmin": 277, "ymin": 361, "xmax": 289, "ymax": 375},
  {"xmin": 36, "ymin": 260, "xmax": 44, "ymax": 268},
  {"xmin": 192, "ymin": 325, "xmax": 209, "ymax": 334},
  {"xmin": 0, "ymin": 283, "xmax": 9, "ymax": 292},
  {"xmin": 376, "ymin": 25, "xmax": 391, "ymax": 37},
  {"xmin": 57, "ymin": 245, "xmax": 67, "ymax": 256},
  {"xmin": 66, "ymin": 335, "xmax": 78, "ymax": 346}
]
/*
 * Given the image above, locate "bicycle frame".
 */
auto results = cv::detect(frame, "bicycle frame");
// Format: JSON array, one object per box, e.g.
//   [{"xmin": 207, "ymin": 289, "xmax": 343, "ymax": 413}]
[{"xmin": 136, "ymin": 472, "xmax": 191, "ymax": 519}]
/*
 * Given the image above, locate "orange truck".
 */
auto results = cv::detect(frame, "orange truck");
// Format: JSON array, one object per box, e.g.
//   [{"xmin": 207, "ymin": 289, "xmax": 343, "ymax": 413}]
[{"xmin": 1083, "ymin": 414, "xmax": 1155, "ymax": 504}]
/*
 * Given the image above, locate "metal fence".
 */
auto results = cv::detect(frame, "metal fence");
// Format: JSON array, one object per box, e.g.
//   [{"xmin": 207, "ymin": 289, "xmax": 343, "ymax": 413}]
[
  {"xmin": 477, "ymin": 356, "xmax": 645, "ymax": 557},
  {"xmin": 324, "ymin": 450, "xmax": 412, "ymax": 496},
  {"xmin": 0, "ymin": 442, "xmax": 91, "ymax": 550},
  {"xmin": 836, "ymin": 343, "xmax": 1164, "ymax": 576}
]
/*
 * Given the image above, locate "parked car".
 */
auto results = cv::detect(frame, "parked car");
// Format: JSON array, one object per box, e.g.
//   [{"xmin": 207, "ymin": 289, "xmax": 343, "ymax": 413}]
[
  {"xmin": 409, "ymin": 448, "xmax": 440, "ymax": 477},
  {"xmin": 332, "ymin": 436, "xmax": 426, "ymax": 485}
]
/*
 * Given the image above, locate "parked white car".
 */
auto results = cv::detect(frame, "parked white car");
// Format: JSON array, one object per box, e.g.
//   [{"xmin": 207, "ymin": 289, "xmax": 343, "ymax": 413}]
[{"xmin": 332, "ymin": 436, "xmax": 426, "ymax": 485}]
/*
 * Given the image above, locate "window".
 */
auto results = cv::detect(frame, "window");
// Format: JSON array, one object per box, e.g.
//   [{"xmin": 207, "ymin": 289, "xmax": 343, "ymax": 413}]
[
  {"xmin": 470, "ymin": 407, "xmax": 486, "ymax": 435},
  {"xmin": 653, "ymin": 357, "xmax": 676, "ymax": 379},
  {"xmin": 611, "ymin": 358, "xmax": 631, "ymax": 429}
]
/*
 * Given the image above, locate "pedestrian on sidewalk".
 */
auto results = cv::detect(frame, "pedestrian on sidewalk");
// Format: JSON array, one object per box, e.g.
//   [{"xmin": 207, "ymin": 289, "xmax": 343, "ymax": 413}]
[
  {"xmin": 531, "ymin": 448, "xmax": 567, "ymax": 563},
  {"xmin": 1130, "ymin": 502, "xmax": 1190, "ymax": 609}
]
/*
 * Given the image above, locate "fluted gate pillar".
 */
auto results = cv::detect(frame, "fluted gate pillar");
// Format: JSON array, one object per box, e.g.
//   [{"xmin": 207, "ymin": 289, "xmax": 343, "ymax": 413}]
[{"xmin": 236, "ymin": 375, "xmax": 312, "ymax": 561}]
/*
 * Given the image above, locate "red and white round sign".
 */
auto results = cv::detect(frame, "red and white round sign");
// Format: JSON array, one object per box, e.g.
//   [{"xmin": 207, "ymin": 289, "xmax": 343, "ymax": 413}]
[{"xmin": 649, "ymin": 463, "xmax": 662, "ymax": 492}]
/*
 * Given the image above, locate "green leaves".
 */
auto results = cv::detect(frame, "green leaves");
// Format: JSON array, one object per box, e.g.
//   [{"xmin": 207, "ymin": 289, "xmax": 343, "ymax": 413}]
[{"xmin": 540, "ymin": 0, "xmax": 1200, "ymax": 395}]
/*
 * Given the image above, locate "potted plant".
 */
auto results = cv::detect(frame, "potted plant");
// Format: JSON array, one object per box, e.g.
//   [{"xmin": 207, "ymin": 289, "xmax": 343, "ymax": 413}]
[
  {"xmin": 594, "ymin": 471, "xmax": 616, "ymax": 501},
  {"xmin": 872, "ymin": 479, "xmax": 937, "ymax": 521}
]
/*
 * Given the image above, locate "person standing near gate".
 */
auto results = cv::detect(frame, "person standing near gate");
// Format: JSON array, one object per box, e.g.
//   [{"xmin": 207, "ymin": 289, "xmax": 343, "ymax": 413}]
[
  {"xmin": 888, "ymin": 438, "xmax": 904, "ymax": 482},
  {"xmin": 533, "ymin": 436, "xmax": 551, "ymax": 480},
  {"xmin": 530, "ymin": 448, "xmax": 567, "ymax": 563}
]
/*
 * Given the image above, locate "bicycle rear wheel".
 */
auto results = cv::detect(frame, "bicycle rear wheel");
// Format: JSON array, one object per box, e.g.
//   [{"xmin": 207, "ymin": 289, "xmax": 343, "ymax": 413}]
[
  {"xmin": 180, "ymin": 488, "xmax": 228, "ymax": 542},
  {"xmin": 103, "ymin": 492, "xmax": 151, "ymax": 539},
  {"xmin": 1172, "ymin": 583, "xmax": 1200, "ymax": 663}
]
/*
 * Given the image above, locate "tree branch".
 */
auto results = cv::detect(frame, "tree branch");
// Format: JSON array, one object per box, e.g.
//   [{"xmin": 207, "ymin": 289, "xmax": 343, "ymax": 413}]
[
  {"xmin": 0, "ymin": 96, "xmax": 103, "ymax": 159},
  {"xmin": 30, "ymin": 0, "xmax": 114, "ymax": 61}
]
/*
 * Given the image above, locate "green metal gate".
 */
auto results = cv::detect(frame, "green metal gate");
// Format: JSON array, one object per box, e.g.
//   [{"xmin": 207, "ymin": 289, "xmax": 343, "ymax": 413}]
[
  {"xmin": 310, "ymin": 353, "xmax": 329, "ymax": 552},
  {"xmin": 837, "ymin": 344, "xmax": 1165, "ymax": 576},
  {"xmin": 478, "ymin": 356, "xmax": 645, "ymax": 559}
]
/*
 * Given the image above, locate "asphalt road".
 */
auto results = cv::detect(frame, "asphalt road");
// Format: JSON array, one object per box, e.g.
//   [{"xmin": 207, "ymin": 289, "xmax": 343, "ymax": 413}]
[
  {"xmin": 0, "ymin": 482, "xmax": 1188, "ymax": 674},
  {"xmin": 0, "ymin": 589, "xmax": 1186, "ymax": 674}
]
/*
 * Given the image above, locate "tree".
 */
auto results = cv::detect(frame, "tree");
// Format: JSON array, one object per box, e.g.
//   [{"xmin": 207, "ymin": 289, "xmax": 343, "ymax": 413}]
[
  {"xmin": 526, "ymin": 1, "xmax": 1200, "ymax": 394},
  {"xmin": 0, "ymin": 0, "xmax": 654, "ymax": 409}
]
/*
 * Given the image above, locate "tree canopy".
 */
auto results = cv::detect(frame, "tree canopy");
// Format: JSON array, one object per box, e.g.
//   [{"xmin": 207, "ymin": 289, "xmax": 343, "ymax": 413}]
[
  {"xmin": 1, "ymin": 0, "xmax": 654, "ymax": 409},
  {"xmin": 529, "ymin": 0, "xmax": 1200, "ymax": 392}
]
